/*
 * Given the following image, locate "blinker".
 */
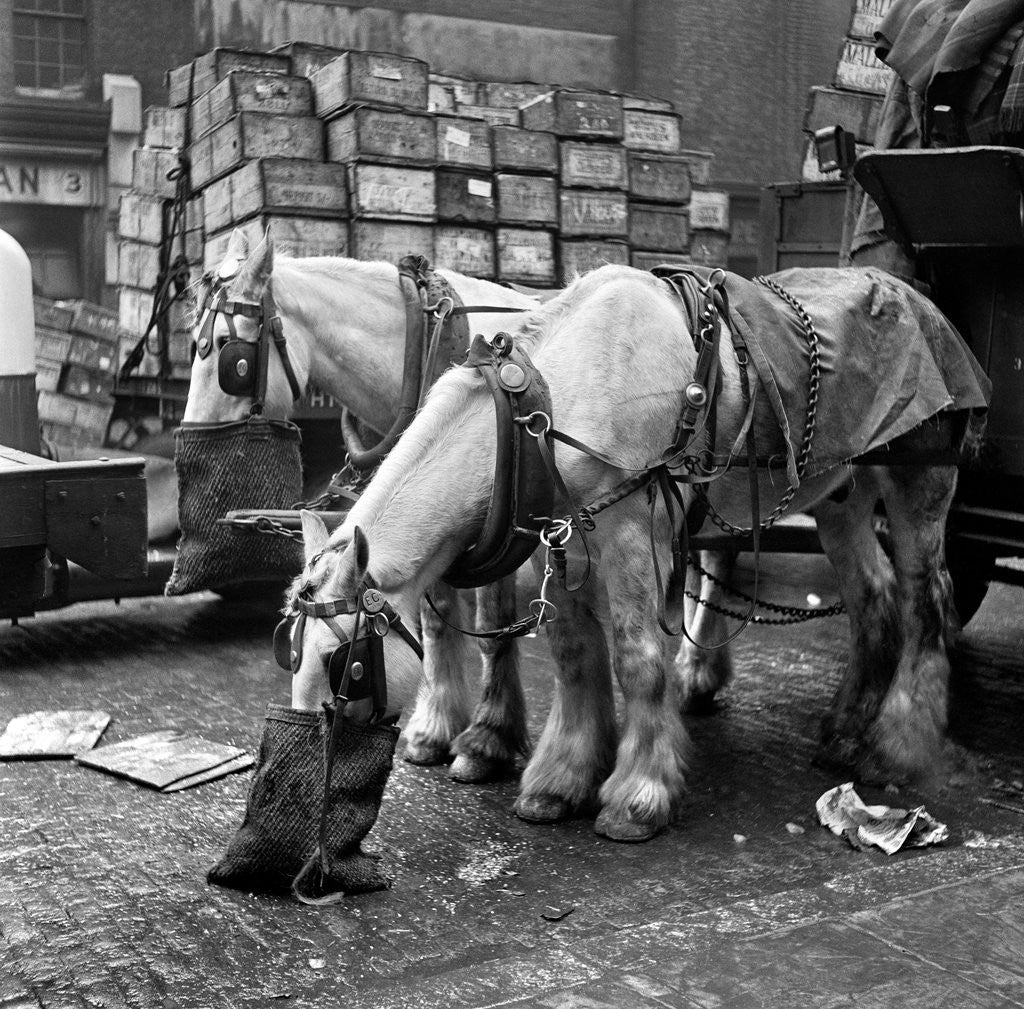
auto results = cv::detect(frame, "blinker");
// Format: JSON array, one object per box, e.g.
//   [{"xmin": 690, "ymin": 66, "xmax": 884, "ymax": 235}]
[{"xmin": 218, "ymin": 340, "xmax": 259, "ymax": 396}]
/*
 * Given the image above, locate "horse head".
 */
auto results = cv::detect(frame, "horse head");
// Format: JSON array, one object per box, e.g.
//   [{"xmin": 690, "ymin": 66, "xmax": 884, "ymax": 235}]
[
  {"xmin": 280, "ymin": 510, "xmax": 424, "ymax": 721},
  {"xmin": 183, "ymin": 227, "xmax": 308, "ymax": 424}
]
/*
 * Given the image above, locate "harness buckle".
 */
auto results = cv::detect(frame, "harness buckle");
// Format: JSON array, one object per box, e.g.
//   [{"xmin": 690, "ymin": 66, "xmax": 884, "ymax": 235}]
[{"xmin": 518, "ymin": 411, "xmax": 551, "ymax": 438}]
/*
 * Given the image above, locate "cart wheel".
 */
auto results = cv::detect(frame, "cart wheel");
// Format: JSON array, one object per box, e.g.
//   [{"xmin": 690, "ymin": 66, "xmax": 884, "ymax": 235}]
[{"xmin": 946, "ymin": 540, "xmax": 995, "ymax": 629}]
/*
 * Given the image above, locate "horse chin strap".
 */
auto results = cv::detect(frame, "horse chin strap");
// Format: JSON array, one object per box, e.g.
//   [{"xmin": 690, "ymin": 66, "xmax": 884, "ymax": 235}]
[{"xmin": 195, "ymin": 280, "xmax": 305, "ymax": 414}]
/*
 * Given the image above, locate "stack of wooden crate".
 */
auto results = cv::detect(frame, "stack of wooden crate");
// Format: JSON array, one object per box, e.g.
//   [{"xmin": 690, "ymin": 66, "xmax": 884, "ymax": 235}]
[
  {"xmin": 33, "ymin": 298, "xmax": 122, "ymax": 449},
  {"xmin": 801, "ymin": 0, "xmax": 894, "ymax": 181}
]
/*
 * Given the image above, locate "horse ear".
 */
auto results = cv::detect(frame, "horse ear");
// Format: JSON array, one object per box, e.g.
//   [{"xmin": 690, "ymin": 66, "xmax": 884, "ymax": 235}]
[
  {"xmin": 219, "ymin": 228, "xmax": 249, "ymax": 277},
  {"xmin": 300, "ymin": 510, "xmax": 331, "ymax": 562},
  {"xmin": 236, "ymin": 230, "xmax": 274, "ymax": 297},
  {"xmin": 352, "ymin": 526, "xmax": 370, "ymax": 583}
]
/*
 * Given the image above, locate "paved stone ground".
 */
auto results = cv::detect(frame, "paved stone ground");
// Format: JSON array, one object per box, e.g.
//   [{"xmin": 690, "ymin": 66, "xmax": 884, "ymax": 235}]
[{"xmin": 1, "ymin": 557, "xmax": 1022, "ymax": 1008}]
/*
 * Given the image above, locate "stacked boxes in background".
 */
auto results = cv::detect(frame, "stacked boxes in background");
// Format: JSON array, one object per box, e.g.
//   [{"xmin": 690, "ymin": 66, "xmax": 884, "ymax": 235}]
[{"xmin": 33, "ymin": 298, "xmax": 122, "ymax": 449}]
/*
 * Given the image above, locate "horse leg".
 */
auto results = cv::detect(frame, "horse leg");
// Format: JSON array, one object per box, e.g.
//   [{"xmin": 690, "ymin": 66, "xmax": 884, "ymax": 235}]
[
  {"xmin": 402, "ymin": 581, "xmax": 475, "ymax": 765},
  {"xmin": 674, "ymin": 548, "xmax": 736, "ymax": 713},
  {"xmin": 594, "ymin": 502, "xmax": 689, "ymax": 842},
  {"xmin": 862, "ymin": 462, "xmax": 958, "ymax": 782},
  {"xmin": 813, "ymin": 475, "xmax": 901, "ymax": 769},
  {"xmin": 448, "ymin": 576, "xmax": 530, "ymax": 783},
  {"xmin": 515, "ymin": 558, "xmax": 617, "ymax": 824}
]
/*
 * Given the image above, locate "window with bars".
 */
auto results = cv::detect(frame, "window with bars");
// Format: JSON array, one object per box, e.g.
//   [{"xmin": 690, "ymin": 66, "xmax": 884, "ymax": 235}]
[{"xmin": 13, "ymin": 0, "xmax": 87, "ymax": 97}]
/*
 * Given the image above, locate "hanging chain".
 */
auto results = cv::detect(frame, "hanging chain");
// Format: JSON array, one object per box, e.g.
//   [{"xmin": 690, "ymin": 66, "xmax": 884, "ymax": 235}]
[
  {"xmin": 699, "ymin": 275, "xmax": 822, "ymax": 536},
  {"xmin": 217, "ymin": 515, "xmax": 305, "ymax": 540}
]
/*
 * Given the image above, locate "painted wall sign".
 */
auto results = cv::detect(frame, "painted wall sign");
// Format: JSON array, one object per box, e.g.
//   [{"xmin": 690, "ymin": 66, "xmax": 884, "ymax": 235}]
[{"xmin": 0, "ymin": 160, "xmax": 96, "ymax": 206}]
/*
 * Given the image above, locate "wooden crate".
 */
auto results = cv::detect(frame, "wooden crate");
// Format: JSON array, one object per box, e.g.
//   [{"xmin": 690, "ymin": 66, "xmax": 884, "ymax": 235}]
[
  {"xmin": 520, "ymin": 89, "xmax": 624, "ymax": 140},
  {"xmin": 204, "ymin": 215, "xmax": 349, "ymax": 270},
  {"xmin": 326, "ymin": 106, "xmax": 436, "ymax": 165},
  {"xmin": 688, "ymin": 190, "xmax": 730, "ymax": 232},
  {"xmin": 434, "ymin": 225, "xmax": 495, "ymax": 278},
  {"xmin": 835, "ymin": 38, "xmax": 897, "ymax": 95},
  {"xmin": 627, "ymin": 153, "xmax": 692, "ymax": 204},
  {"xmin": 348, "ymin": 162, "xmax": 435, "ymax": 221},
  {"xmin": 34, "ymin": 361, "xmax": 62, "ymax": 392},
  {"xmin": 167, "ymin": 48, "xmax": 291, "ymax": 107},
  {"xmin": 689, "ymin": 229, "xmax": 729, "ymax": 267},
  {"xmin": 190, "ymin": 71, "xmax": 313, "ymax": 141},
  {"xmin": 349, "ymin": 219, "xmax": 435, "ymax": 262},
  {"xmin": 848, "ymin": 0, "xmax": 895, "ymax": 40},
  {"xmin": 628, "ymin": 203, "xmax": 689, "ymax": 252},
  {"xmin": 558, "ymin": 238, "xmax": 629, "ymax": 282},
  {"xmin": 631, "ymin": 250, "xmax": 693, "ymax": 272},
  {"xmin": 64, "ymin": 301, "xmax": 121, "ymax": 342},
  {"xmin": 34, "ymin": 297, "xmax": 74, "ymax": 332},
  {"xmin": 429, "ymin": 74, "xmax": 481, "ymax": 106},
  {"xmin": 623, "ymin": 110, "xmax": 682, "ymax": 154},
  {"xmin": 132, "ymin": 148, "xmax": 178, "ymax": 199},
  {"xmin": 481, "ymin": 81, "xmax": 551, "ymax": 109},
  {"xmin": 204, "ymin": 158, "xmax": 348, "ymax": 233},
  {"xmin": 496, "ymin": 227, "xmax": 556, "ymax": 284},
  {"xmin": 677, "ymin": 149, "xmax": 715, "ymax": 186},
  {"xmin": 803, "ymin": 85, "xmax": 882, "ymax": 145},
  {"xmin": 453, "ymin": 104, "xmax": 520, "ymax": 128},
  {"xmin": 436, "ymin": 170, "xmax": 496, "ymax": 224},
  {"xmin": 559, "ymin": 141, "xmax": 628, "ymax": 190},
  {"xmin": 758, "ymin": 181, "xmax": 846, "ymax": 273},
  {"xmin": 60, "ymin": 364, "xmax": 115, "ymax": 401},
  {"xmin": 311, "ymin": 51, "xmax": 429, "ymax": 117},
  {"xmin": 270, "ymin": 41, "xmax": 346, "ymax": 78},
  {"xmin": 495, "ymin": 173, "xmax": 557, "ymax": 226},
  {"xmin": 559, "ymin": 189, "xmax": 629, "ymax": 238},
  {"xmin": 118, "ymin": 192, "xmax": 165, "ymax": 245},
  {"xmin": 492, "ymin": 126, "xmax": 558, "ymax": 174},
  {"xmin": 117, "ymin": 240, "xmax": 162, "ymax": 289},
  {"xmin": 35, "ymin": 326, "xmax": 73, "ymax": 364},
  {"xmin": 66, "ymin": 333, "xmax": 118, "ymax": 373},
  {"xmin": 435, "ymin": 115, "xmax": 493, "ymax": 171},
  {"xmin": 143, "ymin": 106, "xmax": 186, "ymax": 149},
  {"xmin": 189, "ymin": 112, "xmax": 324, "ymax": 190}
]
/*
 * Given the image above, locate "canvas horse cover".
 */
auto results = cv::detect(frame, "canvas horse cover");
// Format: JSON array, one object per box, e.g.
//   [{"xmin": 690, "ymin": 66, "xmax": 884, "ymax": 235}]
[{"xmin": 722, "ymin": 267, "xmax": 991, "ymax": 481}]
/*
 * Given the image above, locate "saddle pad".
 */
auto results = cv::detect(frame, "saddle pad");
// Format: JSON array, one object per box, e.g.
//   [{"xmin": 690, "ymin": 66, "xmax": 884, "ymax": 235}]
[{"xmin": 723, "ymin": 266, "xmax": 992, "ymax": 480}]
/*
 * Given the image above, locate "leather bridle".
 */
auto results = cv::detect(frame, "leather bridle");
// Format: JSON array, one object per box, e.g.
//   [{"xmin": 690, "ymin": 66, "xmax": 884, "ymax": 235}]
[{"xmin": 194, "ymin": 280, "xmax": 305, "ymax": 414}]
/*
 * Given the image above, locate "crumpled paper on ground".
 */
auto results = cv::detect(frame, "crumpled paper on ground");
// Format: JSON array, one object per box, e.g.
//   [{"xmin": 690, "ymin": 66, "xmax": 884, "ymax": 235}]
[{"xmin": 816, "ymin": 782, "xmax": 949, "ymax": 855}]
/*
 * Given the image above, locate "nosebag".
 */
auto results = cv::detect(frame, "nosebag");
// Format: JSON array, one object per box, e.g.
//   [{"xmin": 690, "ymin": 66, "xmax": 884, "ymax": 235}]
[{"xmin": 816, "ymin": 782, "xmax": 949, "ymax": 855}]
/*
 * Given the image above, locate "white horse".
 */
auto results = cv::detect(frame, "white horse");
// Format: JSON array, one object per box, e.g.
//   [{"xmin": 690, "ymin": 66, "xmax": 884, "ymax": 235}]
[
  {"xmin": 285, "ymin": 263, "xmax": 985, "ymax": 842},
  {"xmin": 183, "ymin": 229, "xmax": 541, "ymax": 781}
]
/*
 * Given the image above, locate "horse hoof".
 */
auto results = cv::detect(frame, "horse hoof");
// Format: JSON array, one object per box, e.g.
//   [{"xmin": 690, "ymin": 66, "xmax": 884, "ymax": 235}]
[
  {"xmin": 514, "ymin": 793, "xmax": 570, "ymax": 823},
  {"xmin": 402, "ymin": 739, "xmax": 451, "ymax": 766},
  {"xmin": 594, "ymin": 810, "xmax": 660, "ymax": 843},
  {"xmin": 449, "ymin": 753, "xmax": 505, "ymax": 783}
]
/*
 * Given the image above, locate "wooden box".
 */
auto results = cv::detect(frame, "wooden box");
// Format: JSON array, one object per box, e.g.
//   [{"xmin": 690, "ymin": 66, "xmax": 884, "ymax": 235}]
[
  {"xmin": 143, "ymin": 106, "xmax": 186, "ymax": 149},
  {"xmin": 436, "ymin": 170, "xmax": 496, "ymax": 224},
  {"xmin": 60, "ymin": 364, "xmax": 115, "ymax": 401},
  {"xmin": 66, "ymin": 332, "xmax": 118, "ymax": 372},
  {"xmin": 35, "ymin": 326, "xmax": 73, "ymax": 364},
  {"xmin": 204, "ymin": 158, "xmax": 349, "ymax": 233},
  {"xmin": 34, "ymin": 297, "xmax": 75, "ymax": 332},
  {"xmin": 677, "ymin": 149, "xmax": 715, "ymax": 186},
  {"xmin": 167, "ymin": 48, "xmax": 291, "ymax": 107},
  {"xmin": 623, "ymin": 109, "xmax": 682, "ymax": 154},
  {"xmin": 627, "ymin": 153, "xmax": 693, "ymax": 204},
  {"xmin": 803, "ymin": 85, "xmax": 882, "ymax": 145},
  {"xmin": 689, "ymin": 229, "xmax": 729, "ymax": 267},
  {"xmin": 118, "ymin": 192, "xmax": 165, "ymax": 245},
  {"xmin": 436, "ymin": 115, "xmax": 493, "ymax": 171},
  {"xmin": 496, "ymin": 227, "xmax": 556, "ymax": 284},
  {"xmin": 270, "ymin": 41, "xmax": 346, "ymax": 78},
  {"xmin": 434, "ymin": 225, "xmax": 495, "ymax": 278},
  {"xmin": 835, "ymin": 38, "xmax": 897, "ymax": 95},
  {"xmin": 558, "ymin": 238, "xmax": 630, "ymax": 282},
  {"xmin": 631, "ymin": 250, "xmax": 693, "ymax": 272},
  {"xmin": 482, "ymin": 81, "xmax": 552, "ymax": 109},
  {"xmin": 190, "ymin": 71, "xmax": 313, "ymax": 140},
  {"xmin": 349, "ymin": 219, "xmax": 435, "ymax": 263},
  {"xmin": 491, "ymin": 126, "xmax": 558, "ymax": 174},
  {"xmin": 520, "ymin": 89, "xmax": 624, "ymax": 140},
  {"xmin": 311, "ymin": 51, "xmax": 429, "ymax": 117},
  {"xmin": 117, "ymin": 240, "xmax": 162, "ymax": 289},
  {"xmin": 34, "ymin": 361, "xmax": 62, "ymax": 392},
  {"xmin": 189, "ymin": 112, "xmax": 324, "ymax": 190},
  {"xmin": 689, "ymin": 190, "xmax": 730, "ymax": 232},
  {"xmin": 849, "ymin": 0, "xmax": 895, "ymax": 40},
  {"xmin": 64, "ymin": 301, "xmax": 121, "ymax": 342},
  {"xmin": 559, "ymin": 189, "xmax": 629, "ymax": 238},
  {"xmin": 204, "ymin": 216, "xmax": 349, "ymax": 270},
  {"xmin": 454, "ymin": 104, "xmax": 520, "ymax": 128},
  {"xmin": 429, "ymin": 74, "xmax": 481, "ymax": 106},
  {"xmin": 132, "ymin": 148, "xmax": 178, "ymax": 199},
  {"xmin": 628, "ymin": 202, "xmax": 689, "ymax": 252},
  {"xmin": 559, "ymin": 141, "xmax": 628, "ymax": 190},
  {"xmin": 326, "ymin": 106, "xmax": 436, "ymax": 166},
  {"xmin": 348, "ymin": 162, "xmax": 436, "ymax": 221},
  {"xmin": 495, "ymin": 173, "xmax": 557, "ymax": 226},
  {"xmin": 758, "ymin": 181, "xmax": 846, "ymax": 273}
]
